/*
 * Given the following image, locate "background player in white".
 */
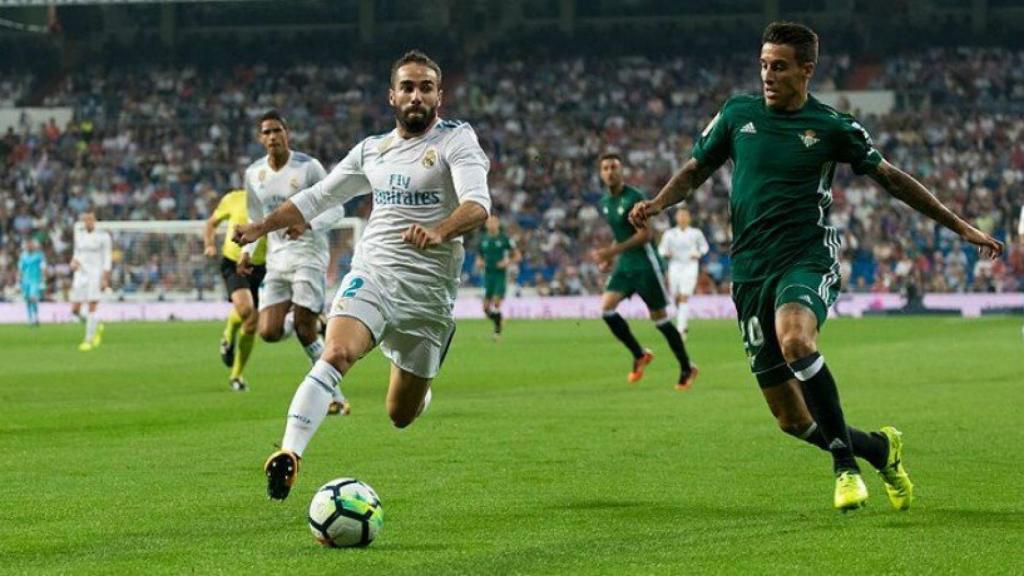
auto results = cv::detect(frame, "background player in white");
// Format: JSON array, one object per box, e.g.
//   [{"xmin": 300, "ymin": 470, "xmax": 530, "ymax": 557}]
[
  {"xmin": 234, "ymin": 50, "xmax": 491, "ymax": 500},
  {"xmin": 237, "ymin": 110, "xmax": 347, "ymax": 411},
  {"xmin": 658, "ymin": 206, "xmax": 709, "ymax": 338},
  {"xmin": 70, "ymin": 211, "xmax": 112, "ymax": 351}
]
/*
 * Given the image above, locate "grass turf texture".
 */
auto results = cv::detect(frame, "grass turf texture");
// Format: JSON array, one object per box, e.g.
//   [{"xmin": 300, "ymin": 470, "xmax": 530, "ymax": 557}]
[{"xmin": 2, "ymin": 316, "xmax": 1022, "ymax": 575}]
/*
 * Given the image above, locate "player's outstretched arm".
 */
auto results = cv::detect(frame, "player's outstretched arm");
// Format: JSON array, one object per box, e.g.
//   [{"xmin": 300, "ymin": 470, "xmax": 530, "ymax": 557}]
[
  {"xmin": 233, "ymin": 200, "xmax": 306, "ymax": 246},
  {"xmin": 868, "ymin": 159, "xmax": 1004, "ymax": 259},
  {"xmin": 629, "ymin": 158, "xmax": 715, "ymax": 228},
  {"xmin": 403, "ymin": 201, "xmax": 488, "ymax": 249}
]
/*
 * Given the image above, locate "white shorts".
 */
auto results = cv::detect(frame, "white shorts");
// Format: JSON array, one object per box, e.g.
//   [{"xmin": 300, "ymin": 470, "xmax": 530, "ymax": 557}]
[
  {"xmin": 70, "ymin": 271, "xmax": 102, "ymax": 303},
  {"xmin": 259, "ymin": 265, "xmax": 326, "ymax": 313},
  {"xmin": 668, "ymin": 266, "xmax": 699, "ymax": 298},
  {"xmin": 328, "ymin": 269, "xmax": 456, "ymax": 379}
]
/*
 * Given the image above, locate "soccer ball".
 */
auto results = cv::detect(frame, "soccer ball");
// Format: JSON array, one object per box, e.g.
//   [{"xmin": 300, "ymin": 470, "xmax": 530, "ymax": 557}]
[{"xmin": 308, "ymin": 478, "xmax": 384, "ymax": 547}]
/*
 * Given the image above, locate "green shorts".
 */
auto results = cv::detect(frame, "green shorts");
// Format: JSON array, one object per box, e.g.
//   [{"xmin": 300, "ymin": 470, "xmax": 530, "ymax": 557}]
[
  {"xmin": 605, "ymin": 265, "xmax": 669, "ymax": 311},
  {"xmin": 483, "ymin": 270, "xmax": 507, "ymax": 300},
  {"xmin": 732, "ymin": 262, "xmax": 840, "ymax": 388}
]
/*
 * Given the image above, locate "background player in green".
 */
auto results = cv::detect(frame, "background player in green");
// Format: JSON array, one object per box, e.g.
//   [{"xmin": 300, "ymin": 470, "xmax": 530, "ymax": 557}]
[
  {"xmin": 475, "ymin": 215, "xmax": 520, "ymax": 339},
  {"xmin": 631, "ymin": 22, "xmax": 1004, "ymax": 511},
  {"xmin": 593, "ymin": 153, "xmax": 697, "ymax": 390}
]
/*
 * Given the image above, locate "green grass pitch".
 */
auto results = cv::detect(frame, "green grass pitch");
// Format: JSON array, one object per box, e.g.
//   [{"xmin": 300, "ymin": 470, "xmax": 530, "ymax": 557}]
[{"xmin": 2, "ymin": 316, "xmax": 1022, "ymax": 574}]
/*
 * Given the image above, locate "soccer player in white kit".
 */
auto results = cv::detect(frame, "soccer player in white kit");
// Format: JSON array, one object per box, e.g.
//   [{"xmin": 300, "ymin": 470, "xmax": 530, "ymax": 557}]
[
  {"xmin": 234, "ymin": 51, "xmax": 491, "ymax": 500},
  {"xmin": 237, "ymin": 111, "xmax": 348, "ymax": 410},
  {"xmin": 70, "ymin": 211, "xmax": 112, "ymax": 352},
  {"xmin": 658, "ymin": 206, "xmax": 709, "ymax": 338}
]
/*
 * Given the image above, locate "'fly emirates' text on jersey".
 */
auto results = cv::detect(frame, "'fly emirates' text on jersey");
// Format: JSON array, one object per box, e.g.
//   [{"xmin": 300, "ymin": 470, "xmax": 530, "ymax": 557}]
[
  {"xmin": 243, "ymin": 151, "xmax": 347, "ymax": 271},
  {"xmin": 290, "ymin": 119, "xmax": 491, "ymax": 308}
]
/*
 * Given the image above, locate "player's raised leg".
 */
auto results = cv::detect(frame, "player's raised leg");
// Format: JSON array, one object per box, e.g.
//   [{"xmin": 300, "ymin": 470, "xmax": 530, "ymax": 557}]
[
  {"xmin": 600, "ymin": 291, "xmax": 651, "ymax": 383},
  {"xmin": 266, "ymin": 315, "xmax": 372, "ymax": 500}
]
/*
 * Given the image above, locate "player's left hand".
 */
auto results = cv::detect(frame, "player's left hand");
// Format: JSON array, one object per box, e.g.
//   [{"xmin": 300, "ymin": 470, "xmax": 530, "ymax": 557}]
[
  {"xmin": 401, "ymin": 224, "xmax": 443, "ymax": 249},
  {"xmin": 285, "ymin": 223, "xmax": 310, "ymax": 240},
  {"xmin": 961, "ymin": 226, "xmax": 1004, "ymax": 260}
]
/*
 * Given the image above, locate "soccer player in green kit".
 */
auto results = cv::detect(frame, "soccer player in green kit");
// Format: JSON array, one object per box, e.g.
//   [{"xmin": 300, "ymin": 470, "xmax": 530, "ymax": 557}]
[
  {"xmin": 475, "ymin": 215, "xmax": 520, "ymax": 338},
  {"xmin": 593, "ymin": 153, "xmax": 698, "ymax": 391},
  {"xmin": 630, "ymin": 22, "xmax": 1003, "ymax": 511}
]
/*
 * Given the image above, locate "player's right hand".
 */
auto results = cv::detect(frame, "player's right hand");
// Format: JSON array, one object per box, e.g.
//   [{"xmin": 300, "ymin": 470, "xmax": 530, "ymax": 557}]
[
  {"xmin": 236, "ymin": 253, "xmax": 253, "ymax": 276},
  {"xmin": 203, "ymin": 245, "xmax": 217, "ymax": 258},
  {"xmin": 629, "ymin": 200, "xmax": 660, "ymax": 229},
  {"xmin": 232, "ymin": 222, "xmax": 261, "ymax": 246}
]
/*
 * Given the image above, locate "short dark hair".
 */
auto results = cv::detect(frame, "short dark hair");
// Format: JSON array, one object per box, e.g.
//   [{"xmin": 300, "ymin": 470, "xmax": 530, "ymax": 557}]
[
  {"xmin": 762, "ymin": 21, "xmax": 818, "ymax": 65},
  {"xmin": 390, "ymin": 50, "xmax": 442, "ymax": 86},
  {"xmin": 258, "ymin": 109, "xmax": 288, "ymax": 130},
  {"xmin": 598, "ymin": 152, "xmax": 622, "ymax": 165}
]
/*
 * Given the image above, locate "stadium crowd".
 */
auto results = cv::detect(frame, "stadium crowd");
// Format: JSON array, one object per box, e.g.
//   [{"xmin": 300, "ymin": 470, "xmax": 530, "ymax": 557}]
[{"xmin": 2, "ymin": 47, "xmax": 1023, "ymax": 301}]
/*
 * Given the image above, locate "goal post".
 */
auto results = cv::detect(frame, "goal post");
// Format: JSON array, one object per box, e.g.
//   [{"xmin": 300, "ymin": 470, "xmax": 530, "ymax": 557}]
[{"xmin": 75, "ymin": 217, "xmax": 365, "ymax": 302}]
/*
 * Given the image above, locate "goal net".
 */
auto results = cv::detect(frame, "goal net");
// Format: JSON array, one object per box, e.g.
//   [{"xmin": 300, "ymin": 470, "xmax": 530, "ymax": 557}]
[{"xmin": 79, "ymin": 218, "xmax": 365, "ymax": 302}]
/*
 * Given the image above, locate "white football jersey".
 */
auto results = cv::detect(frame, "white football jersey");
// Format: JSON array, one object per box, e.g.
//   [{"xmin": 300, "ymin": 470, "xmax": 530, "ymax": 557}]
[
  {"xmin": 243, "ymin": 150, "xmax": 346, "ymax": 271},
  {"xmin": 72, "ymin": 228, "xmax": 112, "ymax": 276},
  {"xmin": 658, "ymin": 226, "xmax": 709, "ymax": 271},
  {"xmin": 291, "ymin": 118, "xmax": 491, "ymax": 306}
]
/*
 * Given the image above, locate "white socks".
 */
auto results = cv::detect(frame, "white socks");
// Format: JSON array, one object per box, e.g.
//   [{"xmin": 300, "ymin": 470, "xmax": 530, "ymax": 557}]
[
  {"xmin": 417, "ymin": 387, "xmax": 433, "ymax": 417},
  {"xmin": 676, "ymin": 303, "xmax": 690, "ymax": 337},
  {"xmin": 299, "ymin": 337, "xmax": 342, "ymax": 401},
  {"xmin": 282, "ymin": 313, "xmax": 295, "ymax": 340},
  {"xmin": 303, "ymin": 337, "xmax": 324, "ymax": 363},
  {"xmin": 282, "ymin": 360, "xmax": 342, "ymax": 456},
  {"xmin": 85, "ymin": 313, "xmax": 98, "ymax": 342}
]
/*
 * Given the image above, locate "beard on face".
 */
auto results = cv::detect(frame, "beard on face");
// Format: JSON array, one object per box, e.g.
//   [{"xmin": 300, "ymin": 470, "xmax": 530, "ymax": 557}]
[{"xmin": 396, "ymin": 103, "xmax": 436, "ymax": 134}]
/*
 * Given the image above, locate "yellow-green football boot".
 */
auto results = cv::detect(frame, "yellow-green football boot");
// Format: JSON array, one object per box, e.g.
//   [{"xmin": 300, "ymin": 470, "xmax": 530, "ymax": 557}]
[
  {"xmin": 877, "ymin": 426, "xmax": 914, "ymax": 510},
  {"xmin": 91, "ymin": 322, "xmax": 105, "ymax": 347},
  {"xmin": 834, "ymin": 471, "xmax": 869, "ymax": 511}
]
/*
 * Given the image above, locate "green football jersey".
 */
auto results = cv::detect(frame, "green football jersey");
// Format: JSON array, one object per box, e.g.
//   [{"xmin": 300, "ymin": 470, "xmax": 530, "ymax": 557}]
[
  {"xmin": 479, "ymin": 232, "xmax": 515, "ymax": 273},
  {"xmin": 692, "ymin": 92, "xmax": 883, "ymax": 283},
  {"xmin": 600, "ymin": 185, "xmax": 662, "ymax": 272}
]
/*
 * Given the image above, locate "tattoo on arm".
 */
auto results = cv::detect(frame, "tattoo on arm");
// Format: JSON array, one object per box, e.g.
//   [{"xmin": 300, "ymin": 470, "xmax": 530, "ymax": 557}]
[
  {"xmin": 868, "ymin": 160, "xmax": 966, "ymax": 235},
  {"xmin": 655, "ymin": 158, "xmax": 716, "ymax": 211}
]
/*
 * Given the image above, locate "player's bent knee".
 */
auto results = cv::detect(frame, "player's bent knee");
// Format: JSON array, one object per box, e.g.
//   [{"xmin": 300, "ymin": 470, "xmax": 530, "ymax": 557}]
[
  {"xmin": 778, "ymin": 333, "xmax": 815, "ymax": 363},
  {"xmin": 259, "ymin": 327, "xmax": 283, "ymax": 342},
  {"xmin": 388, "ymin": 408, "xmax": 417, "ymax": 429},
  {"xmin": 236, "ymin": 303, "xmax": 255, "ymax": 320},
  {"xmin": 779, "ymin": 418, "xmax": 814, "ymax": 437},
  {"xmin": 321, "ymin": 344, "xmax": 358, "ymax": 374}
]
